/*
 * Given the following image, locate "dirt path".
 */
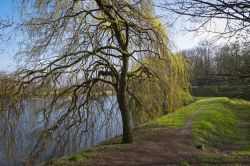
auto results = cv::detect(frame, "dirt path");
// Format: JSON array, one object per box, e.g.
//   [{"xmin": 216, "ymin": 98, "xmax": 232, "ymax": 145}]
[
  {"xmin": 85, "ymin": 108, "xmax": 212, "ymax": 166},
  {"xmin": 178, "ymin": 108, "xmax": 202, "ymax": 136}
]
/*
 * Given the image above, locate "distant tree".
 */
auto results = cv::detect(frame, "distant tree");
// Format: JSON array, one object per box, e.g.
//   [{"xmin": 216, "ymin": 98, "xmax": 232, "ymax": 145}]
[
  {"xmin": 241, "ymin": 43, "xmax": 250, "ymax": 76},
  {"xmin": 183, "ymin": 41, "xmax": 216, "ymax": 85},
  {"xmin": 214, "ymin": 42, "xmax": 250, "ymax": 84},
  {"xmin": 184, "ymin": 41, "xmax": 250, "ymax": 85},
  {"xmin": 0, "ymin": 71, "xmax": 12, "ymax": 88}
]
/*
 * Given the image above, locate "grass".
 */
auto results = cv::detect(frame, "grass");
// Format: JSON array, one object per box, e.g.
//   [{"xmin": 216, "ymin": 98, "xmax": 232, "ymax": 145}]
[
  {"xmin": 179, "ymin": 161, "xmax": 190, "ymax": 166},
  {"xmin": 150, "ymin": 99, "xmax": 203, "ymax": 127},
  {"xmin": 46, "ymin": 138, "xmax": 129, "ymax": 166},
  {"xmin": 192, "ymin": 99, "xmax": 239, "ymax": 146},
  {"xmin": 150, "ymin": 97, "xmax": 225, "ymax": 128},
  {"xmin": 68, "ymin": 154, "xmax": 86, "ymax": 161}
]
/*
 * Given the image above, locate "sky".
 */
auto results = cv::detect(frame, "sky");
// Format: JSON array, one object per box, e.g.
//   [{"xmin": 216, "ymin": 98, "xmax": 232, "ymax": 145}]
[
  {"xmin": 0, "ymin": 1, "xmax": 224, "ymax": 72},
  {"xmin": 0, "ymin": 0, "xmax": 18, "ymax": 71}
]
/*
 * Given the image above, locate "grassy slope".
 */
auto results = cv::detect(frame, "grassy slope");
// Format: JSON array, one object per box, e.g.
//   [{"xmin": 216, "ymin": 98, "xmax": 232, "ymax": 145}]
[
  {"xmin": 151, "ymin": 97, "xmax": 250, "ymax": 162},
  {"xmin": 151, "ymin": 97, "xmax": 240, "ymax": 146},
  {"xmin": 48, "ymin": 97, "xmax": 250, "ymax": 165}
]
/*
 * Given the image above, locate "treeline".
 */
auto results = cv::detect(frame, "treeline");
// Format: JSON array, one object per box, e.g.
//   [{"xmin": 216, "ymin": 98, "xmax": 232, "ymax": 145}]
[{"xmin": 183, "ymin": 41, "xmax": 250, "ymax": 86}]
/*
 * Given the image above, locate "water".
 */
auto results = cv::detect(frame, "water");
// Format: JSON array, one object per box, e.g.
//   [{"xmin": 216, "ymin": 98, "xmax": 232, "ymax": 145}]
[{"xmin": 0, "ymin": 96, "xmax": 123, "ymax": 165}]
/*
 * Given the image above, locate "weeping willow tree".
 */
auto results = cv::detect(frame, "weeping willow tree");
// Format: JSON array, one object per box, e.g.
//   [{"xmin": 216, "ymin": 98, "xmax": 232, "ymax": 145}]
[{"xmin": 0, "ymin": 0, "xmax": 177, "ymax": 163}]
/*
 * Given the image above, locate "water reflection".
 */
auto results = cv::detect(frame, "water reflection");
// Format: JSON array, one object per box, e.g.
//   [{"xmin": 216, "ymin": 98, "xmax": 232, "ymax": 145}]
[{"xmin": 0, "ymin": 96, "xmax": 122, "ymax": 166}]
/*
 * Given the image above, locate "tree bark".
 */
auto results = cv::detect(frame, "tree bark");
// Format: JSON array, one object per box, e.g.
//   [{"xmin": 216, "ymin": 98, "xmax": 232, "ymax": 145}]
[
  {"xmin": 117, "ymin": 56, "xmax": 133, "ymax": 144},
  {"xmin": 117, "ymin": 92, "xmax": 133, "ymax": 143}
]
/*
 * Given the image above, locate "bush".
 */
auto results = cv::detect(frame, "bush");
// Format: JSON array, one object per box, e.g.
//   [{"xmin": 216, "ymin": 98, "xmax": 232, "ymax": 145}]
[{"xmin": 191, "ymin": 86, "xmax": 250, "ymax": 100}]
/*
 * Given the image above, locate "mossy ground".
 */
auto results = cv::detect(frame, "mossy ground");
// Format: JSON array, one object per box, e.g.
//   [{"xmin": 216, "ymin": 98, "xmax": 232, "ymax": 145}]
[{"xmin": 47, "ymin": 97, "xmax": 250, "ymax": 165}]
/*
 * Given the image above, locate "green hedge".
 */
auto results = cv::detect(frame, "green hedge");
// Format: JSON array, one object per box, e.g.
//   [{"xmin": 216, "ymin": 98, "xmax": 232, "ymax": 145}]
[{"xmin": 191, "ymin": 86, "xmax": 250, "ymax": 100}]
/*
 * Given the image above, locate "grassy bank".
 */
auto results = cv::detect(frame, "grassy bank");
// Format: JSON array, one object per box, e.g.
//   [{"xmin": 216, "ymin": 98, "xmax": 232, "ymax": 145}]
[
  {"xmin": 151, "ymin": 97, "xmax": 250, "ymax": 164},
  {"xmin": 47, "ymin": 97, "xmax": 250, "ymax": 165},
  {"xmin": 152, "ymin": 97, "xmax": 250, "ymax": 148}
]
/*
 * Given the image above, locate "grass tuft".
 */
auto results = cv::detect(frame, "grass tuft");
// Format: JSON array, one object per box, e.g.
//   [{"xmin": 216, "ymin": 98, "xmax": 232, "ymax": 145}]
[
  {"xmin": 195, "ymin": 144, "xmax": 205, "ymax": 150},
  {"xmin": 68, "ymin": 154, "xmax": 85, "ymax": 162},
  {"xmin": 180, "ymin": 161, "xmax": 190, "ymax": 166}
]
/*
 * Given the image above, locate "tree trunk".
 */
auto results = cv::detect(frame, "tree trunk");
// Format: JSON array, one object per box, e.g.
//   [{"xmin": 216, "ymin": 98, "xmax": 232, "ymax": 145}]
[
  {"xmin": 117, "ymin": 56, "xmax": 133, "ymax": 144},
  {"xmin": 117, "ymin": 93, "xmax": 133, "ymax": 143}
]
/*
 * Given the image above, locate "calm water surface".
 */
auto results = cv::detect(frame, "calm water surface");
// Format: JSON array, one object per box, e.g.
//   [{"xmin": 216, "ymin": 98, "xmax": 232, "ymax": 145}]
[{"xmin": 0, "ymin": 96, "xmax": 123, "ymax": 165}]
